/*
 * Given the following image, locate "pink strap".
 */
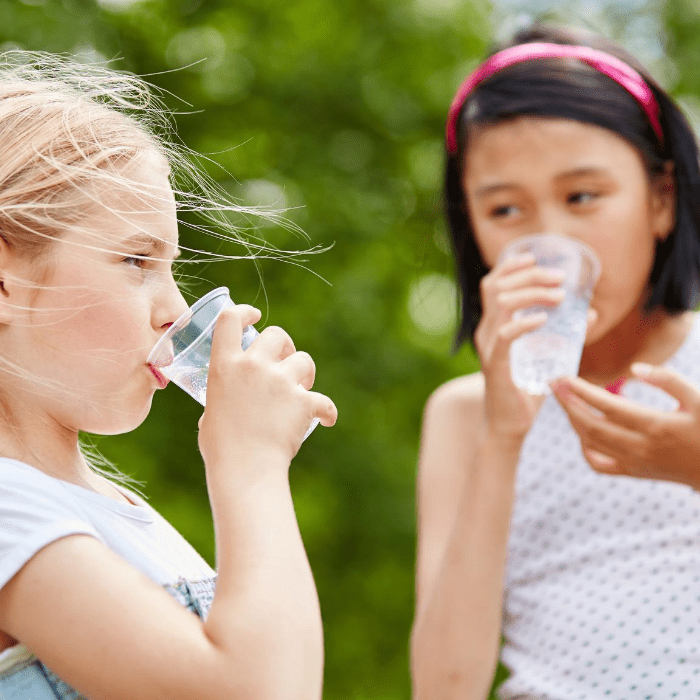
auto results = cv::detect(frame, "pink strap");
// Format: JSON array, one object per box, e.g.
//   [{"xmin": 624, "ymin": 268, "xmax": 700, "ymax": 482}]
[
  {"xmin": 446, "ymin": 42, "xmax": 663, "ymax": 154},
  {"xmin": 605, "ymin": 377, "xmax": 627, "ymax": 395}
]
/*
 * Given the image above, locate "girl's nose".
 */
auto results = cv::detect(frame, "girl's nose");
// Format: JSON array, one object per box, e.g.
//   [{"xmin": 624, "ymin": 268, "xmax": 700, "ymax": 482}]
[
  {"xmin": 532, "ymin": 208, "xmax": 570, "ymax": 237},
  {"xmin": 153, "ymin": 277, "xmax": 189, "ymax": 331}
]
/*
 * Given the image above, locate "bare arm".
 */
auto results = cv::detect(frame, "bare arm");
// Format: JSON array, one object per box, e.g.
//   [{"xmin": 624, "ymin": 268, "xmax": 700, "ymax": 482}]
[
  {"xmin": 0, "ymin": 304, "xmax": 337, "ymax": 700},
  {"xmin": 411, "ymin": 256, "xmax": 562, "ymax": 699},
  {"xmin": 411, "ymin": 377, "xmax": 522, "ymax": 700},
  {"xmin": 0, "ymin": 469, "xmax": 319, "ymax": 700}
]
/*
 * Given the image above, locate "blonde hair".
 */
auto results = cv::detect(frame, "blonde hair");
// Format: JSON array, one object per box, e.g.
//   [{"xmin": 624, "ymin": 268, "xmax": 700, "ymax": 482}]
[
  {"xmin": 0, "ymin": 51, "xmax": 317, "ymax": 262},
  {"xmin": 0, "ymin": 51, "xmax": 320, "ymax": 486}
]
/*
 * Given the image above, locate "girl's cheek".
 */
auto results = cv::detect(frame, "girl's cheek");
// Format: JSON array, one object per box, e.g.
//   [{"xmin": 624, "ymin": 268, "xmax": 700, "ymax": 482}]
[{"xmin": 51, "ymin": 299, "xmax": 141, "ymax": 355}]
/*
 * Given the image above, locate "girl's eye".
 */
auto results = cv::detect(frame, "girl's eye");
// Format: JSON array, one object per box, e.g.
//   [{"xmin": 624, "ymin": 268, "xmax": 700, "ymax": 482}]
[
  {"xmin": 569, "ymin": 191, "xmax": 598, "ymax": 205},
  {"xmin": 123, "ymin": 254, "xmax": 151, "ymax": 268},
  {"xmin": 491, "ymin": 204, "xmax": 520, "ymax": 218}
]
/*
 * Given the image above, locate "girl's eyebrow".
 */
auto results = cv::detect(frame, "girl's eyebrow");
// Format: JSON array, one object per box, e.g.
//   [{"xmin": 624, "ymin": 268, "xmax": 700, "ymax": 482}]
[
  {"xmin": 557, "ymin": 166, "xmax": 610, "ymax": 179},
  {"xmin": 122, "ymin": 233, "xmax": 181, "ymax": 259},
  {"xmin": 473, "ymin": 167, "xmax": 611, "ymax": 198},
  {"xmin": 473, "ymin": 182, "xmax": 518, "ymax": 198}
]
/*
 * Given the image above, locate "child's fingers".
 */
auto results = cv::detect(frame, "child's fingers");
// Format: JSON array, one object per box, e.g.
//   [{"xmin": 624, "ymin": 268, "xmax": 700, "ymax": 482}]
[
  {"xmin": 247, "ymin": 326, "xmax": 296, "ymax": 361},
  {"xmin": 583, "ymin": 448, "xmax": 618, "ymax": 473},
  {"xmin": 489, "ymin": 311, "xmax": 548, "ymax": 364},
  {"xmin": 279, "ymin": 351, "xmax": 316, "ymax": 391},
  {"xmin": 496, "ymin": 287, "xmax": 565, "ymax": 314},
  {"xmin": 209, "ymin": 306, "xmax": 260, "ymax": 365},
  {"xmin": 553, "ymin": 382, "xmax": 644, "ymax": 454},
  {"xmin": 553, "ymin": 375, "xmax": 672, "ymax": 434},
  {"xmin": 493, "ymin": 253, "xmax": 537, "ymax": 275},
  {"xmin": 491, "ymin": 265, "xmax": 566, "ymax": 292},
  {"xmin": 308, "ymin": 391, "xmax": 337, "ymax": 427},
  {"xmin": 630, "ymin": 363, "xmax": 700, "ymax": 412}
]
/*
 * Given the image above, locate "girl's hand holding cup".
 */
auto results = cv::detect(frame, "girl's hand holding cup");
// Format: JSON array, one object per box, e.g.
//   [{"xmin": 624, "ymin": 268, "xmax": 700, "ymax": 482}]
[
  {"xmin": 476, "ymin": 234, "xmax": 600, "ymax": 447},
  {"xmin": 199, "ymin": 305, "xmax": 337, "ymax": 472},
  {"xmin": 148, "ymin": 288, "xmax": 337, "ymax": 476},
  {"xmin": 475, "ymin": 251, "xmax": 568, "ymax": 446}
]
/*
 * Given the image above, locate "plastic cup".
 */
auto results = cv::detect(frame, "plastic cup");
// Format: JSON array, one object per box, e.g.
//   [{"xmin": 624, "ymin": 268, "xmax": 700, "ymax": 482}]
[
  {"xmin": 148, "ymin": 287, "xmax": 319, "ymax": 440},
  {"xmin": 499, "ymin": 234, "xmax": 601, "ymax": 395}
]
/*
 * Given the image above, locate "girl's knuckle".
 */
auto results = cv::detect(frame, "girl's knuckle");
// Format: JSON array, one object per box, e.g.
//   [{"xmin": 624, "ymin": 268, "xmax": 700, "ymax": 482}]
[
  {"xmin": 637, "ymin": 437, "xmax": 660, "ymax": 463},
  {"xmin": 297, "ymin": 350, "xmax": 314, "ymax": 365},
  {"xmin": 272, "ymin": 325, "xmax": 291, "ymax": 340},
  {"xmin": 645, "ymin": 419, "xmax": 666, "ymax": 441},
  {"xmin": 492, "ymin": 278, "xmax": 506, "ymax": 293},
  {"xmin": 637, "ymin": 444, "xmax": 653, "ymax": 463},
  {"xmin": 579, "ymin": 425, "xmax": 595, "ymax": 442},
  {"xmin": 496, "ymin": 326, "xmax": 511, "ymax": 343}
]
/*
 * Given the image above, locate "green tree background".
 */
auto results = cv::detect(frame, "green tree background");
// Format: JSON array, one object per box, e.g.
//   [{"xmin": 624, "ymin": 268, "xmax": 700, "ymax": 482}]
[{"xmin": 2, "ymin": 0, "xmax": 698, "ymax": 697}]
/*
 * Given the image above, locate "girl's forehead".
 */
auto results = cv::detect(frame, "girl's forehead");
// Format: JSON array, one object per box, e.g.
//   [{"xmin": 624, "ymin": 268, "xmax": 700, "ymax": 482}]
[
  {"xmin": 463, "ymin": 117, "xmax": 643, "ymax": 184},
  {"xmin": 60, "ymin": 172, "xmax": 179, "ymax": 258}
]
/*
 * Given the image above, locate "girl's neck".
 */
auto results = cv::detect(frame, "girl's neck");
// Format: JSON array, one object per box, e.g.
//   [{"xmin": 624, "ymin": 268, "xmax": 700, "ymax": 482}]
[
  {"xmin": 579, "ymin": 305, "xmax": 694, "ymax": 387},
  {"xmin": 0, "ymin": 425, "xmax": 86, "ymax": 481},
  {"xmin": 0, "ymin": 405, "xmax": 127, "ymax": 502}
]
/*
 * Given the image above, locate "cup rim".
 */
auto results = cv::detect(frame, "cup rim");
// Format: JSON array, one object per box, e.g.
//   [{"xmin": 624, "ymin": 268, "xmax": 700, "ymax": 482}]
[
  {"xmin": 147, "ymin": 286, "xmax": 231, "ymax": 367},
  {"xmin": 498, "ymin": 233, "xmax": 601, "ymax": 283}
]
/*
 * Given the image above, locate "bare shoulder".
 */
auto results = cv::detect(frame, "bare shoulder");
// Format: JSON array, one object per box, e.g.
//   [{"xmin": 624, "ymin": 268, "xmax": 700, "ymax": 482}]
[
  {"xmin": 415, "ymin": 372, "xmax": 487, "ymax": 600},
  {"xmin": 423, "ymin": 371, "xmax": 486, "ymax": 426},
  {"xmin": 418, "ymin": 372, "xmax": 487, "ymax": 486}
]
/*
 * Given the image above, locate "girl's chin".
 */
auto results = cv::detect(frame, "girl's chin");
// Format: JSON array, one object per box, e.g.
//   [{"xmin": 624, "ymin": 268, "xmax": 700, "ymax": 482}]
[{"xmin": 79, "ymin": 396, "xmax": 154, "ymax": 436}]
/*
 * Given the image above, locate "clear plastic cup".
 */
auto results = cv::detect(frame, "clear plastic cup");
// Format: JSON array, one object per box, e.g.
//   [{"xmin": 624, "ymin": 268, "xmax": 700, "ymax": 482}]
[
  {"xmin": 499, "ymin": 234, "xmax": 601, "ymax": 395},
  {"xmin": 148, "ymin": 287, "xmax": 319, "ymax": 440}
]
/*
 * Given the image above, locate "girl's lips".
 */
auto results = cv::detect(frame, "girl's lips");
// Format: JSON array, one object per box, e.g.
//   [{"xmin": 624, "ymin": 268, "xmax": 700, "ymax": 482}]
[{"xmin": 149, "ymin": 365, "xmax": 169, "ymax": 389}]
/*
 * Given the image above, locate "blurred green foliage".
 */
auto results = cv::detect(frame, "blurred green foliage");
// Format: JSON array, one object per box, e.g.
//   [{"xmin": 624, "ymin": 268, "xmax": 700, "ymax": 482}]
[
  {"xmin": 0, "ymin": 0, "xmax": 485, "ymax": 696},
  {"xmin": 3, "ymin": 0, "xmax": 698, "ymax": 697}
]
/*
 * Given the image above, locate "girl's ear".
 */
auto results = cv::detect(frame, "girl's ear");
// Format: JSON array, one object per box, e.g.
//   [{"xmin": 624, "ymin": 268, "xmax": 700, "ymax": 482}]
[
  {"xmin": 651, "ymin": 161, "xmax": 676, "ymax": 242},
  {"xmin": 0, "ymin": 237, "xmax": 22, "ymax": 325}
]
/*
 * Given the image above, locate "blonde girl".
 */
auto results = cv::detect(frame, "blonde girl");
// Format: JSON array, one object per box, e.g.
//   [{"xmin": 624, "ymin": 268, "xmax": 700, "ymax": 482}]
[
  {"xmin": 0, "ymin": 52, "xmax": 336, "ymax": 699},
  {"xmin": 413, "ymin": 23, "xmax": 700, "ymax": 700}
]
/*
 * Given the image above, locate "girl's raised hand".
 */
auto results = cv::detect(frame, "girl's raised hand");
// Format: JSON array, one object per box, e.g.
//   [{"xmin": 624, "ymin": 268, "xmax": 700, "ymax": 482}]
[
  {"xmin": 475, "ymin": 254, "xmax": 567, "ymax": 444},
  {"xmin": 552, "ymin": 365, "xmax": 700, "ymax": 489},
  {"xmin": 197, "ymin": 305, "xmax": 337, "ymax": 473}
]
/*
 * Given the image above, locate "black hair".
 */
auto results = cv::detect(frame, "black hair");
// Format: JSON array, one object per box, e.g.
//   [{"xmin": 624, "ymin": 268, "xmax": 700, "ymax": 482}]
[{"xmin": 446, "ymin": 23, "xmax": 700, "ymax": 348}]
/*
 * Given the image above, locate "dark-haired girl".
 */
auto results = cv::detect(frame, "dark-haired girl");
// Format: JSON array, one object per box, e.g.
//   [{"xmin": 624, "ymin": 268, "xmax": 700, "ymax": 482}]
[{"xmin": 412, "ymin": 23, "xmax": 700, "ymax": 700}]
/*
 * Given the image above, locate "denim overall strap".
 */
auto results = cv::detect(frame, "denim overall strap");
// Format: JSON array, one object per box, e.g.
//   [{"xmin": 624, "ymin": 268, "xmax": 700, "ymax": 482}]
[
  {"xmin": 0, "ymin": 645, "xmax": 87, "ymax": 699},
  {"xmin": 0, "ymin": 576, "xmax": 216, "ymax": 698}
]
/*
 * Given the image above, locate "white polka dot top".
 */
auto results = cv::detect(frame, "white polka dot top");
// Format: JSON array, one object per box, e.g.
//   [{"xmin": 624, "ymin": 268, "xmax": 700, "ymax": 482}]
[{"xmin": 499, "ymin": 313, "xmax": 700, "ymax": 700}]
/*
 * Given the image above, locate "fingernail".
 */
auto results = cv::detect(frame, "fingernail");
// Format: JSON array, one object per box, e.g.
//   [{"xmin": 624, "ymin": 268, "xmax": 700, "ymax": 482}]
[
  {"xmin": 631, "ymin": 362, "xmax": 653, "ymax": 377},
  {"xmin": 528, "ymin": 311, "xmax": 549, "ymax": 324},
  {"xmin": 586, "ymin": 449, "xmax": 616, "ymax": 467},
  {"xmin": 550, "ymin": 379, "xmax": 568, "ymax": 395}
]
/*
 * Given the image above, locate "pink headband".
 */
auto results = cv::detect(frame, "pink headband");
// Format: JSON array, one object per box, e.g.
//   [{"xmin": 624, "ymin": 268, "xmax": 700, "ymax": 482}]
[{"xmin": 445, "ymin": 42, "xmax": 663, "ymax": 155}]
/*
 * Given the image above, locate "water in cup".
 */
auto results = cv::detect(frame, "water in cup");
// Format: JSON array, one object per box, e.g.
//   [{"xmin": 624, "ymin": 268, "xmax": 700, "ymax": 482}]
[
  {"xmin": 499, "ymin": 234, "xmax": 600, "ymax": 395},
  {"xmin": 510, "ymin": 294, "xmax": 589, "ymax": 394},
  {"xmin": 163, "ymin": 361, "xmax": 209, "ymax": 405},
  {"xmin": 157, "ymin": 321, "xmax": 258, "ymax": 407}
]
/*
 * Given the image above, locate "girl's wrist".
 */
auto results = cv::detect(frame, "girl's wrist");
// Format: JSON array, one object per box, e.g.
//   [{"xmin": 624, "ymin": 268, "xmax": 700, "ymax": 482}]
[
  {"xmin": 202, "ymin": 442, "xmax": 292, "ymax": 476},
  {"xmin": 479, "ymin": 424, "xmax": 526, "ymax": 470},
  {"xmin": 482, "ymin": 422, "xmax": 527, "ymax": 456},
  {"xmin": 203, "ymin": 445, "xmax": 293, "ymax": 500}
]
